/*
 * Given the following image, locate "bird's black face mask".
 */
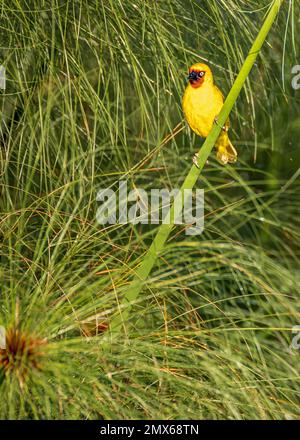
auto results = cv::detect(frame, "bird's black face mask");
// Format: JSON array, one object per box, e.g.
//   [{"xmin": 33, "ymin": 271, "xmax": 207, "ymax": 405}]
[{"xmin": 188, "ymin": 70, "xmax": 205, "ymax": 87}]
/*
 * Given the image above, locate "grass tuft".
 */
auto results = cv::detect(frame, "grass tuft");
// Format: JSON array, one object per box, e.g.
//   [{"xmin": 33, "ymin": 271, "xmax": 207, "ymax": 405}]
[{"xmin": 0, "ymin": 0, "xmax": 299, "ymax": 419}]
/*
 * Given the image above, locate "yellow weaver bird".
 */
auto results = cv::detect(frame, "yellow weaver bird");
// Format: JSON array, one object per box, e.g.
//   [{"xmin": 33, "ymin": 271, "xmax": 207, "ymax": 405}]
[{"xmin": 182, "ymin": 62, "xmax": 237, "ymax": 166}]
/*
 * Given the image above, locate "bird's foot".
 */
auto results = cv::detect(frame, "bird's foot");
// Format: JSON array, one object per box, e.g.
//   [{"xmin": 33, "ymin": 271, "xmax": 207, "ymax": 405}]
[
  {"xmin": 214, "ymin": 117, "xmax": 228, "ymax": 132},
  {"xmin": 193, "ymin": 152, "xmax": 199, "ymax": 168}
]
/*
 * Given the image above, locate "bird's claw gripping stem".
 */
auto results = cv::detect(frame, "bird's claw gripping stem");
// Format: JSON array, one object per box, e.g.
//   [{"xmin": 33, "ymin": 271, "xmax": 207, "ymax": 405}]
[
  {"xmin": 214, "ymin": 117, "xmax": 228, "ymax": 132},
  {"xmin": 193, "ymin": 152, "xmax": 199, "ymax": 168}
]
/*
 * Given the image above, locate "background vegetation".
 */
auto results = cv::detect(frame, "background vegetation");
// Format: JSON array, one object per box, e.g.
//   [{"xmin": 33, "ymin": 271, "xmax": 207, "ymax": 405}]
[{"xmin": 0, "ymin": 0, "xmax": 300, "ymax": 419}]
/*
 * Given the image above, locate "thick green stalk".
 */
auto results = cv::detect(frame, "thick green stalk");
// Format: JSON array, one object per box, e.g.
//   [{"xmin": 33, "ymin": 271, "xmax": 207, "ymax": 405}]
[{"xmin": 107, "ymin": 0, "xmax": 283, "ymax": 338}]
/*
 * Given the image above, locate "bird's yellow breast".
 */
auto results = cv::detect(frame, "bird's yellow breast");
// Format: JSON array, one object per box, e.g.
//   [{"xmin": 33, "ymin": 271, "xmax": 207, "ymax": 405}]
[{"xmin": 182, "ymin": 83, "xmax": 224, "ymax": 138}]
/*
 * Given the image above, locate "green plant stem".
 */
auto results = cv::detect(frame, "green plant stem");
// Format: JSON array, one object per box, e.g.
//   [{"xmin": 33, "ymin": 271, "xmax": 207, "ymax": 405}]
[{"xmin": 106, "ymin": 0, "xmax": 283, "ymax": 339}]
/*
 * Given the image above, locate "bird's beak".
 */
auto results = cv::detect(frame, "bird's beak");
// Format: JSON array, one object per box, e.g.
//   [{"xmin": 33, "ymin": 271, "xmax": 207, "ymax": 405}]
[{"xmin": 188, "ymin": 71, "xmax": 198, "ymax": 81}]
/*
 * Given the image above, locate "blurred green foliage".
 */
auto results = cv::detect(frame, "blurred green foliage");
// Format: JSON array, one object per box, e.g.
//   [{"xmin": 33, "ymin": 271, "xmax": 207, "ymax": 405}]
[{"xmin": 0, "ymin": 0, "xmax": 299, "ymax": 419}]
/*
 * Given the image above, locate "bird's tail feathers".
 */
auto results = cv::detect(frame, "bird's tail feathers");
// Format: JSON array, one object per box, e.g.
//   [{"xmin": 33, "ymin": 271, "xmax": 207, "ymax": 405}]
[{"xmin": 216, "ymin": 133, "xmax": 237, "ymax": 165}]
